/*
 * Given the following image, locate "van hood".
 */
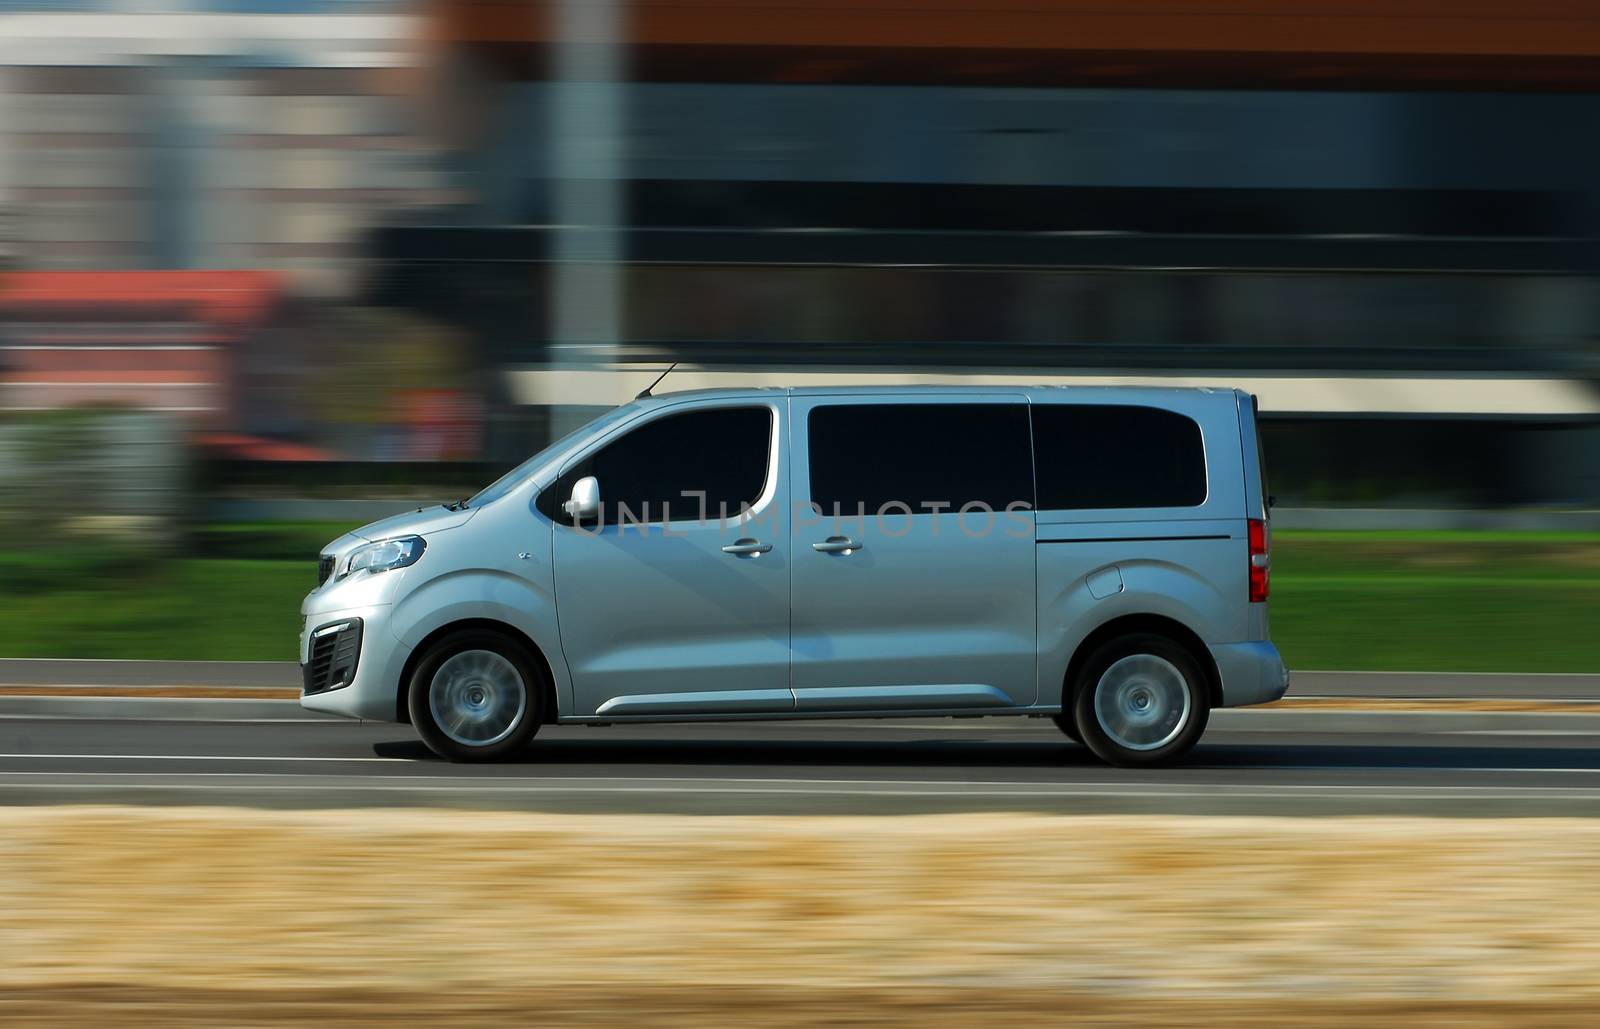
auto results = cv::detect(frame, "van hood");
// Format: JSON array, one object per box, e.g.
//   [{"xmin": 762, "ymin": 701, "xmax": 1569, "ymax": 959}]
[{"xmin": 349, "ymin": 505, "xmax": 476, "ymax": 542}]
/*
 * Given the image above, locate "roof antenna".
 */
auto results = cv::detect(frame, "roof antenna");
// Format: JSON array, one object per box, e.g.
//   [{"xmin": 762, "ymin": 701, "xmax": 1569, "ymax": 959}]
[{"xmin": 636, "ymin": 362, "xmax": 678, "ymax": 399}]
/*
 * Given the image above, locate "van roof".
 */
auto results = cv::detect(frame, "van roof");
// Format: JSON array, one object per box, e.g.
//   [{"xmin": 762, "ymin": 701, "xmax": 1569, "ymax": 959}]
[{"xmin": 636, "ymin": 383, "xmax": 1239, "ymax": 406}]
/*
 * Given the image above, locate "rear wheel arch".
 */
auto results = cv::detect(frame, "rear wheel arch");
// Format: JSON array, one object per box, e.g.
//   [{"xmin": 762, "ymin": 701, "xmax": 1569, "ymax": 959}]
[
  {"xmin": 395, "ymin": 618, "xmax": 558, "ymax": 725},
  {"xmin": 1060, "ymin": 613, "xmax": 1222, "ymax": 710}
]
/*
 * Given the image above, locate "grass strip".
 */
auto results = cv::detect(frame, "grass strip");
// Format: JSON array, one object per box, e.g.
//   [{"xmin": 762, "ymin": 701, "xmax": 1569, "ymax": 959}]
[{"xmin": 0, "ymin": 528, "xmax": 1594, "ymax": 670}]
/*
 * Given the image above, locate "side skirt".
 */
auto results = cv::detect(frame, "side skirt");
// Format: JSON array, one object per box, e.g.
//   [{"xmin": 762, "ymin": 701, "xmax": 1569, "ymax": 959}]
[{"xmin": 556, "ymin": 706, "xmax": 1063, "ymax": 726}]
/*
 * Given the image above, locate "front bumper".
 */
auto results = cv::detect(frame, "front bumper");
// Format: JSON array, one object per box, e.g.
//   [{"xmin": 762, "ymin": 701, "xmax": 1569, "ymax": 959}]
[
  {"xmin": 298, "ymin": 601, "xmax": 412, "ymax": 722},
  {"xmin": 1209, "ymin": 640, "xmax": 1290, "ymax": 708}
]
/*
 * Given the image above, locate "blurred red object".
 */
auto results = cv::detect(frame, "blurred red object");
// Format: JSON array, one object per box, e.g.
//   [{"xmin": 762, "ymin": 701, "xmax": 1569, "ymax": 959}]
[
  {"xmin": 398, "ymin": 388, "xmax": 482, "ymax": 461},
  {"xmin": 198, "ymin": 433, "xmax": 333, "ymax": 463},
  {"xmin": 0, "ymin": 270, "xmax": 284, "ymax": 427}
]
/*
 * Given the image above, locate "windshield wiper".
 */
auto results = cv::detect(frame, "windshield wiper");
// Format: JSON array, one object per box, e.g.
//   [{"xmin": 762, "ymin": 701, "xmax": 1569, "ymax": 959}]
[{"xmin": 442, "ymin": 498, "xmax": 471, "ymax": 511}]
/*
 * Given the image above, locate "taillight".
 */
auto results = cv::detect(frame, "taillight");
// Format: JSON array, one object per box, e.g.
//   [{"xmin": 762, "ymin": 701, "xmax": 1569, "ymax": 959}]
[{"xmin": 1247, "ymin": 518, "xmax": 1270, "ymax": 603}]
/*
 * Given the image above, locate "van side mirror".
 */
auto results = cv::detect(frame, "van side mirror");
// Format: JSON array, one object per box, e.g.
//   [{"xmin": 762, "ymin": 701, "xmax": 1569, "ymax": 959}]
[{"xmin": 563, "ymin": 475, "xmax": 601, "ymax": 521}]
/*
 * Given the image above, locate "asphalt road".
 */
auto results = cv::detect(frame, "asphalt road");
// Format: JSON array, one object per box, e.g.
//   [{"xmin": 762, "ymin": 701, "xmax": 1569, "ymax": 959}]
[{"xmin": 3, "ymin": 713, "xmax": 1600, "ymax": 816}]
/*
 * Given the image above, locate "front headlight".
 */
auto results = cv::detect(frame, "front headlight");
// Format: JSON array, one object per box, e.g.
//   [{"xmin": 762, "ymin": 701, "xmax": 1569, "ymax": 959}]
[{"xmin": 339, "ymin": 536, "xmax": 426, "ymax": 580}]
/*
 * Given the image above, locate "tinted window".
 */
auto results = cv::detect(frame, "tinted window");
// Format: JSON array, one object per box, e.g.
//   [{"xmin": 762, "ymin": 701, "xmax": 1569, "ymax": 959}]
[
  {"xmin": 1032, "ymin": 405, "xmax": 1206, "ymax": 509},
  {"xmin": 548, "ymin": 406, "xmax": 771, "ymax": 524},
  {"xmin": 807, "ymin": 403, "xmax": 1033, "ymax": 514},
  {"xmin": 1251, "ymin": 393, "xmax": 1270, "ymax": 518}
]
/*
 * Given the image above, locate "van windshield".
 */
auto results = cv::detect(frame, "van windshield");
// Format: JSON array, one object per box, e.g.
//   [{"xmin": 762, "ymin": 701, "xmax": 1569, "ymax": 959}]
[{"xmin": 464, "ymin": 403, "xmax": 641, "ymax": 509}]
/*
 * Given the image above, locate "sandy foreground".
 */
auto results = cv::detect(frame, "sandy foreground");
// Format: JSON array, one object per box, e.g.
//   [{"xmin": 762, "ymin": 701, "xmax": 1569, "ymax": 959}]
[{"xmin": 2, "ymin": 807, "xmax": 1599, "ymax": 1027}]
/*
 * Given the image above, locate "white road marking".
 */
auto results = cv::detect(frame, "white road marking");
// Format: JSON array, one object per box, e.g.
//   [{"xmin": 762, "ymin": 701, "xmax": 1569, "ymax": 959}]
[
  {"xmin": 1441, "ymin": 729, "xmax": 1600, "ymax": 736},
  {"xmin": 1286, "ymin": 700, "xmax": 1600, "ymax": 707},
  {"xmin": 1301, "ymin": 670, "xmax": 1600, "ymax": 679},
  {"xmin": 0, "ymin": 684, "xmax": 285, "ymax": 689},
  {"xmin": 0, "ymin": 716, "xmax": 338, "ymax": 724},
  {"xmin": 0, "ymin": 752, "xmax": 409, "ymax": 763}
]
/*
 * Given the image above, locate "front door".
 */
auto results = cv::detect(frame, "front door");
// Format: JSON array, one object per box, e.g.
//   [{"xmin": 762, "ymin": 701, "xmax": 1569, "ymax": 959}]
[
  {"xmin": 551, "ymin": 399, "xmax": 791, "ymax": 717},
  {"xmin": 788, "ymin": 395, "xmax": 1038, "ymax": 711}
]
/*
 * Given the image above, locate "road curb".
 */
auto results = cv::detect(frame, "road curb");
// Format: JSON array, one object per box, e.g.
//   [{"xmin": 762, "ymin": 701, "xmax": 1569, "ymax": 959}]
[
  {"xmin": 0, "ymin": 696, "xmax": 343, "ymax": 722},
  {"xmin": 1210, "ymin": 708, "xmax": 1600, "ymax": 734},
  {"xmin": 0, "ymin": 659, "xmax": 298, "ymax": 689}
]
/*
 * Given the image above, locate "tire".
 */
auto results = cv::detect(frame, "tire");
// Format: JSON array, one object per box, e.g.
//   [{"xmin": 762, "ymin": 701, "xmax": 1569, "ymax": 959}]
[
  {"xmin": 1051, "ymin": 713, "xmax": 1084, "ymax": 744},
  {"xmin": 407, "ymin": 629, "xmax": 545, "ymax": 762},
  {"xmin": 1071, "ymin": 633, "xmax": 1210, "ymax": 768}
]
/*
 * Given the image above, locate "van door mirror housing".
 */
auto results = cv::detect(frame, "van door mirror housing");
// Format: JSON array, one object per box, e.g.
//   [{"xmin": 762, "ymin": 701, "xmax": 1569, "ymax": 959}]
[{"xmin": 563, "ymin": 475, "xmax": 601, "ymax": 521}]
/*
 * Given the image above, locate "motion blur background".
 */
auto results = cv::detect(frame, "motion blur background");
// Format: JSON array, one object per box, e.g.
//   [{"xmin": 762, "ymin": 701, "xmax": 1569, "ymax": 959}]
[{"xmin": 0, "ymin": 0, "xmax": 1596, "ymax": 668}]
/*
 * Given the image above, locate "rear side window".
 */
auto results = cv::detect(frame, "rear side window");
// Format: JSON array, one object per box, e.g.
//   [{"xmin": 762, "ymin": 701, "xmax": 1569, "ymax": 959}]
[
  {"xmin": 1251, "ymin": 393, "xmax": 1271, "ymax": 518},
  {"xmin": 1032, "ymin": 405, "xmax": 1206, "ymax": 510},
  {"xmin": 808, "ymin": 403, "xmax": 1033, "ymax": 514},
  {"xmin": 548, "ymin": 406, "xmax": 771, "ymax": 524}
]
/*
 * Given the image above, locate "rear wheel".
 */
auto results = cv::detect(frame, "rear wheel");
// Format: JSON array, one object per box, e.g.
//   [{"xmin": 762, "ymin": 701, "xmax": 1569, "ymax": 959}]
[
  {"xmin": 408, "ymin": 630, "xmax": 545, "ymax": 762},
  {"xmin": 1071, "ymin": 633, "xmax": 1209, "ymax": 767}
]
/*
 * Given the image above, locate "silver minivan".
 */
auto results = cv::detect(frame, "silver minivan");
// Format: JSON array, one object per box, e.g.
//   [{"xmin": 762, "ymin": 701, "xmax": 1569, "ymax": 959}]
[{"xmin": 301, "ymin": 386, "xmax": 1287, "ymax": 766}]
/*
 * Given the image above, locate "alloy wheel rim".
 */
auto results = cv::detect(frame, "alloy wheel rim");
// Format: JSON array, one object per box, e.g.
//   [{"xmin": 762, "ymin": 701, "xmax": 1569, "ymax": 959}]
[
  {"xmin": 1093, "ymin": 653, "xmax": 1191, "ymax": 752},
  {"xmin": 429, "ymin": 649, "xmax": 527, "ymax": 747}
]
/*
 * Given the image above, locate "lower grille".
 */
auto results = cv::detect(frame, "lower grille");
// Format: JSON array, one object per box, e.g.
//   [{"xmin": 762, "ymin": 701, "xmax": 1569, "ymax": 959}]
[
  {"xmin": 302, "ymin": 618, "xmax": 362, "ymax": 695},
  {"xmin": 317, "ymin": 555, "xmax": 335, "ymax": 587}
]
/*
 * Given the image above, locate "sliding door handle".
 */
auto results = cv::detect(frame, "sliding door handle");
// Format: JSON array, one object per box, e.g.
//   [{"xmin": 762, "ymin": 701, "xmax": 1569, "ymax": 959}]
[
  {"xmin": 812, "ymin": 536, "xmax": 864, "ymax": 554},
  {"xmin": 721, "ymin": 538, "xmax": 773, "ymax": 557}
]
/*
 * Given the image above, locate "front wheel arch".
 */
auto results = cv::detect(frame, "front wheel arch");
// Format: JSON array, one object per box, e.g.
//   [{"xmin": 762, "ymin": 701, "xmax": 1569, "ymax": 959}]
[{"xmin": 396, "ymin": 618, "xmax": 558, "ymax": 725}]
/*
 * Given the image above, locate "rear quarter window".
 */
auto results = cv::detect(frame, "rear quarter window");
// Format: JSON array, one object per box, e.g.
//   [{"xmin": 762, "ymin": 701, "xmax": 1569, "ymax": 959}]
[{"xmin": 1032, "ymin": 404, "xmax": 1206, "ymax": 510}]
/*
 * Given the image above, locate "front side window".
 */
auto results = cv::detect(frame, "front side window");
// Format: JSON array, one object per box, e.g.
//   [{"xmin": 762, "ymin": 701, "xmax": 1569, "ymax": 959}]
[
  {"xmin": 548, "ymin": 406, "xmax": 772, "ymax": 525},
  {"xmin": 1032, "ymin": 404, "xmax": 1206, "ymax": 510},
  {"xmin": 807, "ymin": 403, "xmax": 1033, "ymax": 515}
]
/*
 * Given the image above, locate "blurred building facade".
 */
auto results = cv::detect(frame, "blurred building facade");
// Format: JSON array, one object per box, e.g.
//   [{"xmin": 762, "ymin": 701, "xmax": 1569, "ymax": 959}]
[
  {"xmin": 0, "ymin": 0, "xmax": 475, "ymax": 462},
  {"xmin": 364, "ymin": 0, "xmax": 1600, "ymax": 505},
  {"xmin": 0, "ymin": 0, "xmax": 448, "ymax": 294},
  {"xmin": 1, "ymin": 1, "xmax": 1597, "ymax": 505}
]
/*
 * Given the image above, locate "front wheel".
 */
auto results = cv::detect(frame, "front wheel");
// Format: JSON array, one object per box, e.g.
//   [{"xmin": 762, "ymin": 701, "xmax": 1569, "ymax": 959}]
[
  {"xmin": 408, "ymin": 630, "xmax": 545, "ymax": 762},
  {"xmin": 1071, "ymin": 634, "xmax": 1210, "ymax": 767}
]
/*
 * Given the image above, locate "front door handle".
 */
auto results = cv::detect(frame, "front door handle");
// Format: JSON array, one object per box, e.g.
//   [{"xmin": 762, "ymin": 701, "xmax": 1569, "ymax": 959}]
[
  {"xmin": 812, "ymin": 536, "xmax": 864, "ymax": 554},
  {"xmin": 721, "ymin": 538, "xmax": 773, "ymax": 557}
]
